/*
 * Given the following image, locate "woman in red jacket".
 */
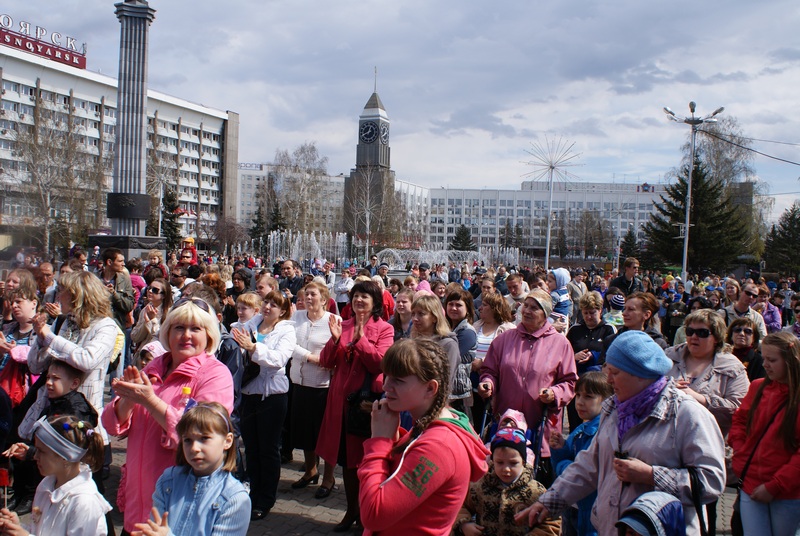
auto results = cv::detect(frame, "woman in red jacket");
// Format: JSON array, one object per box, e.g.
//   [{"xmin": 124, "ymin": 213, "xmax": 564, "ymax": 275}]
[
  {"xmin": 317, "ymin": 280, "xmax": 394, "ymax": 532},
  {"xmin": 729, "ymin": 331, "xmax": 800, "ymax": 536},
  {"xmin": 358, "ymin": 338, "xmax": 489, "ymax": 536}
]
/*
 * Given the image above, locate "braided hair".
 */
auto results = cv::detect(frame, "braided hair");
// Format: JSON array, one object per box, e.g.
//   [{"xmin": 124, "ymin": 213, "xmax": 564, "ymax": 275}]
[{"xmin": 383, "ymin": 338, "xmax": 451, "ymax": 454}]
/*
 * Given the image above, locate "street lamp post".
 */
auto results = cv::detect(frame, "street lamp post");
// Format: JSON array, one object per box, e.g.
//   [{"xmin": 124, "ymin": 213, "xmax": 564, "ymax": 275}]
[{"xmin": 663, "ymin": 102, "xmax": 724, "ymax": 282}]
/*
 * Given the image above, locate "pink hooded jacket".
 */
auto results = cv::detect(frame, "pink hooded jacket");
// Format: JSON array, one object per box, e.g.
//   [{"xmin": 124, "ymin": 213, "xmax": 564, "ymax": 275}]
[
  {"xmin": 101, "ymin": 351, "xmax": 234, "ymax": 533},
  {"xmin": 480, "ymin": 322, "xmax": 577, "ymax": 458}
]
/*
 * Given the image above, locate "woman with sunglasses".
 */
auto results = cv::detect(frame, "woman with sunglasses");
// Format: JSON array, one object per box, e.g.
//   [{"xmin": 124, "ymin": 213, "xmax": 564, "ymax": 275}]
[
  {"xmin": 728, "ymin": 318, "xmax": 766, "ymax": 381},
  {"xmin": 101, "ymin": 297, "xmax": 234, "ymax": 534},
  {"xmin": 131, "ymin": 277, "xmax": 173, "ymax": 349},
  {"xmin": 665, "ymin": 309, "xmax": 750, "ymax": 529}
]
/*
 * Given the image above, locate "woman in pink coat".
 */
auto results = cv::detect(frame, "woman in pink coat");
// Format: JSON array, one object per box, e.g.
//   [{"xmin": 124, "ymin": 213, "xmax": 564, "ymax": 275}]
[
  {"xmin": 101, "ymin": 297, "xmax": 234, "ymax": 534},
  {"xmin": 317, "ymin": 280, "xmax": 394, "ymax": 532},
  {"xmin": 478, "ymin": 288, "xmax": 578, "ymax": 486}
]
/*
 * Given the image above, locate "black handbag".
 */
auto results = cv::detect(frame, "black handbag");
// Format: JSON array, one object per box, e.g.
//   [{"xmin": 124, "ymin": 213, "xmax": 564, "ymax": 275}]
[
  {"xmin": 241, "ymin": 331, "xmax": 261, "ymax": 386},
  {"xmin": 345, "ymin": 373, "xmax": 381, "ymax": 437}
]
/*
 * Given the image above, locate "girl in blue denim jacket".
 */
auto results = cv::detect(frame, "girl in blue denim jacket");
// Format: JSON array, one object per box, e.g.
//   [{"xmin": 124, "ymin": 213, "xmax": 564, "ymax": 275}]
[
  {"xmin": 134, "ymin": 403, "xmax": 250, "ymax": 536},
  {"xmin": 549, "ymin": 372, "xmax": 612, "ymax": 536}
]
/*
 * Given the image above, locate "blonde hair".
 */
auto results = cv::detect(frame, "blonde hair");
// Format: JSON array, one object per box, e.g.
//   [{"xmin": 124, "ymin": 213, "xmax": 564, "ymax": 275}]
[
  {"xmin": 159, "ymin": 299, "xmax": 221, "ymax": 355},
  {"xmin": 236, "ymin": 291, "xmax": 263, "ymax": 310},
  {"xmin": 304, "ymin": 281, "xmax": 330, "ymax": 303},
  {"xmin": 57, "ymin": 271, "xmax": 112, "ymax": 329},
  {"xmin": 411, "ymin": 294, "xmax": 451, "ymax": 338},
  {"xmin": 147, "ymin": 249, "xmax": 163, "ymax": 264}
]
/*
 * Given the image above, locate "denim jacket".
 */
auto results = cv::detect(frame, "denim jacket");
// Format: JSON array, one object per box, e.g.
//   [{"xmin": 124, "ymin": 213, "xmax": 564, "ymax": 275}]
[{"xmin": 152, "ymin": 466, "xmax": 251, "ymax": 536}]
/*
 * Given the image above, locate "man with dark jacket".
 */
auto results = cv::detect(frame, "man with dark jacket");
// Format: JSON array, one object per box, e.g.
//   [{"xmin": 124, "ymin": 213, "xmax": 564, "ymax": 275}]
[{"xmin": 609, "ymin": 257, "xmax": 643, "ymax": 296}]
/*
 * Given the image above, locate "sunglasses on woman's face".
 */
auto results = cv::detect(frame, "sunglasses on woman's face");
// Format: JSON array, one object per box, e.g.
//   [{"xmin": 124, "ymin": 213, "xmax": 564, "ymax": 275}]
[
  {"xmin": 732, "ymin": 327, "xmax": 753, "ymax": 335},
  {"xmin": 685, "ymin": 327, "xmax": 711, "ymax": 338},
  {"xmin": 147, "ymin": 286, "xmax": 163, "ymax": 295}
]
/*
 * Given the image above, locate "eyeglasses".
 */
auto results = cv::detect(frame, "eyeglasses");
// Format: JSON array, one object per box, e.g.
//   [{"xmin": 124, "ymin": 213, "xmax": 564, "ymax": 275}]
[
  {"xmin": 732, "ymin": 327, "xmax": 754, "ymax": 335},
  {"xmin": 743, "ymin": 291, "xmax": 758, "ymax": 298},
  {"xmin": 170, "ymin": 273, "xmax": 185, "ymax": 278},
  {"xmin": 172, "ymin": 297, "xmax": 211, "ymax": 314},
  {"xmin": 685, "ymin": 327, "xmax": 712, "ymax": 338},
  {"xmin": 147, "ymin": 286, "xmax": 163, "ymax": 295}
]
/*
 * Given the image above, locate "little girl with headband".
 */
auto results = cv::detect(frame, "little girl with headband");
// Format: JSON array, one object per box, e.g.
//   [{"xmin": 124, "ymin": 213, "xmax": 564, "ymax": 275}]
[
  {"xmin": 133, "ymin": 402, "xmax": 250, "ymax": 536},
  {"xmin": 0, "ymin": 415, "xmax": 111, "ymax": 535}
]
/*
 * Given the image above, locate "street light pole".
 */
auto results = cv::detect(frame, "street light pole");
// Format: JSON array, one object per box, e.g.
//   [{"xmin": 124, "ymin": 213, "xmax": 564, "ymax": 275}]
[{"xmin": 663, "ymin": 102, "xmax": 724, "ymax": 282}]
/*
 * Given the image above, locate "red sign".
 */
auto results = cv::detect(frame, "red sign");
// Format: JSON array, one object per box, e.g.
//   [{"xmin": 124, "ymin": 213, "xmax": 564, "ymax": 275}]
[{"xmin": 0, "ymin": 20, "xmax": 86, "ymax": 69}]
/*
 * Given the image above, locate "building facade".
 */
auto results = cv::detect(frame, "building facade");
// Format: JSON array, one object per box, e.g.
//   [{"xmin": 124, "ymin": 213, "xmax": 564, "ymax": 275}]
[{"xmin": 0, "ymin": 43, "xmax": 238, "ymax": 246}]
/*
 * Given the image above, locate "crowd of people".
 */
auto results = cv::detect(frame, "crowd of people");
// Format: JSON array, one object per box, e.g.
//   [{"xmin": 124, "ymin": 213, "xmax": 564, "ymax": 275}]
[{"xmin": 0, "ymin": 245, "xmax": 797, "ymax": 535}]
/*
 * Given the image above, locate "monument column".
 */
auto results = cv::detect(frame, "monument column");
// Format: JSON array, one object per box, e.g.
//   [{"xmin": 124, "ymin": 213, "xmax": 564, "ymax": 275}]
[{"xmin": 109, "ymin": 0, "xmax": 156, "ymax": 236}]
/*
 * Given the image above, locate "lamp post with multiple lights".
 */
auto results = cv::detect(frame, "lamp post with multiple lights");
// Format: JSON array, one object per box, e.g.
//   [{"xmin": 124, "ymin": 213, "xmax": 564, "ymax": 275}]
[{"xmin": 663, "ymin": 102, "xmax": 724, "ymax": 283}]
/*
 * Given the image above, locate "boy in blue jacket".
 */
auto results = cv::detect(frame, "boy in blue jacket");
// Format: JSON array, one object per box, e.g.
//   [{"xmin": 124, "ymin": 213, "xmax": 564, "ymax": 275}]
[{"xmin": 549, "ymin": 372, "xmax": 613, "ymax": 536}]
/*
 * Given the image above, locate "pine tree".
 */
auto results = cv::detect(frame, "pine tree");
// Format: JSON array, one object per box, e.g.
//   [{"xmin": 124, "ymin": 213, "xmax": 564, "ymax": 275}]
[
  {"xmin": 161, "ymin": 186, "xmax": 183, "ymax": 251},
  {"xmin": 269, "ymin": 205, "xmax": 287, "ymax": 232},
  {"xmin": 449, "ymin": 224, "xmax": 477, "ymax": 251},
  {"xmin": 644, "ymin": 156, "xmax": 746, "ymax": 274},
  {"xmin": 762, "ymin": 203, "xmax": 800, "ymax": 275},
  {"xmin": 620, "ymin": 226, "xmax": 640, "ymax": 262},
  {"xmin": 514, "ymin": 222, "xmax": 525, "ymax": 249},
  {"xmin": 500, "ymin": 222, "xmax": 514, "ymax": 248},
  {"xmin": 250, "ymin": 205, "xmax": 267, "ymax": 240}
]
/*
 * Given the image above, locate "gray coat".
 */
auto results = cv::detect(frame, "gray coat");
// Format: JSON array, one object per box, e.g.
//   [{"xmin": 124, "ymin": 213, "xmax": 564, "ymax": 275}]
[
  {"xmin": 664, "ymin": 344, "xmax": 749, "ymax": 436},
  {"xmin": 539, "ymin": 380, "xmax": 725, "ymax": 536}
]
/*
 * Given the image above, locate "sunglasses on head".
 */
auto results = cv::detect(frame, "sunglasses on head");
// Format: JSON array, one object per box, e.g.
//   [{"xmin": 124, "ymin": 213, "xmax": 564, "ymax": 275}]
[
  {"xmin": 685, "ymin": 327, "xmax": 712, "ymax": 338},
  {"xmin": 172, "ymin": 297, "xmax": 211, "ymax": 314},
  {"xmin": 147, "ymin": 286, "xmax": 163, "ymax": 295},
  {"xmin": 732, "ymin": 327, "xmax": 753, "ymax": 335}
]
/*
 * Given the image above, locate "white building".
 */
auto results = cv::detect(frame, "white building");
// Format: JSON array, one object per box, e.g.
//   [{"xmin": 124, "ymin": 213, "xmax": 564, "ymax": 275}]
[{"xmin": 0, "ymin": 43, "xmax": 238, "ymax": 243}]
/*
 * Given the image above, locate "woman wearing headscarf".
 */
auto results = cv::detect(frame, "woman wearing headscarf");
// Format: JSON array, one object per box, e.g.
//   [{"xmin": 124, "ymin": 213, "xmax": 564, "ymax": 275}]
[
  {"xmin": 478, "ymin": 288, "xmax": 578, "ymax": 486},
  {"xmin": 517, "ymin": 330, "xmax": 726, "ymax": 536}
]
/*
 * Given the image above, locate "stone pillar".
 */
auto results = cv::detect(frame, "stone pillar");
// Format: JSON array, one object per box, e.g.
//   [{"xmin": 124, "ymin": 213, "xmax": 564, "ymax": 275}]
[{"xmin": 109, "ymin": 0, "xmax": 156, "ymax": 236}]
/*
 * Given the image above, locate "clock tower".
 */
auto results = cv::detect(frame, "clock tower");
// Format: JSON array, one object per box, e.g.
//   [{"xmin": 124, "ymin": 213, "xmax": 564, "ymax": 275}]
[
  {"xmin": 356, "ymin": 92, "xmax": 391, "ymax": 169},
  {"xmin": 345, "ymin": 90, "xmax": 397, "ymax": 252}
]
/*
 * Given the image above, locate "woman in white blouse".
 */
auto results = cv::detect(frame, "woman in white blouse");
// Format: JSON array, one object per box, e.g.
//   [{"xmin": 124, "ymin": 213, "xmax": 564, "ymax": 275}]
[
  {"xmin": 231, "ymin": 290, "xmax": 296, "ymax": 521},
  {"xmin": 334, "ymin": 267, "xmax": 354, "ymax": 315},
  {"xmin": 288, "ymin": 281, "xmax": 338, "ymax": 498}
]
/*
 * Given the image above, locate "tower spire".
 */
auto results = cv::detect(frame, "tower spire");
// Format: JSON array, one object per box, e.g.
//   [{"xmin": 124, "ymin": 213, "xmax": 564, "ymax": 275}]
[{"xmin": 374, "ymin": 66, "xmax": 377, "ymax": 93}]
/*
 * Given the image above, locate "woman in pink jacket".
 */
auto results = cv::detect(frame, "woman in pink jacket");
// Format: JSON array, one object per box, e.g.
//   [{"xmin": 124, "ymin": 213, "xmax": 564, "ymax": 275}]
[
  {"xmin": 101, "ymin": 297, "xmax": 234, "ymax": 534},
  {"xmin": 478, "ymin": 288, "xmax": 578, "ymax": 486}
]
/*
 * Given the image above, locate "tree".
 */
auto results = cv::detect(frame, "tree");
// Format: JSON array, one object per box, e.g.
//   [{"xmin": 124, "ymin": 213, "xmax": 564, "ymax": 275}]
[
  {"xmin": 514, "ymin": 222, "xmax": 525, "ymax": 249},
  {"xmin": 8, "ymin": 97, "xmax": 107, "ymax": 253},
  {"xmin": 250, "ymin": 204, "xmax": 267, "ymax": 241},
  {"xmin": 345, "ymin": 162, "xmax": 404, "ymax": 253},
  {"xmin": 620, "ymin": 226, "xmax": 640, "ymax": 262},
  {"xmin": 269, "ymin": 204, "xmax": 287, "ymax": 232},
  {"xmin": 160, "ymin": 186, "xmax": 183, "ymax": 251},
  {"xmin": 763, "ymin": 203, "xmax": 800, "ymax": 275},
  {"xmin": 643, "ymin": 155, "xmax": 747, "ymax": 274},
  {"xmin": 273, "ymin": 142, "xmax": 328, "ymax": 233},
  {"xmin": 198, "ymin": 215, "xmax": 248, "ymax": 254},
  {"xmin": 500, "ymin": 222, "xmax": 514, "ymax": 248},
  {"xmin": 145, "ymin": 142, "xmax": 179, "ymax": 237},
  {"xmin": 449, "ymin": 224, "xmax": 476, "ymax": 251}
]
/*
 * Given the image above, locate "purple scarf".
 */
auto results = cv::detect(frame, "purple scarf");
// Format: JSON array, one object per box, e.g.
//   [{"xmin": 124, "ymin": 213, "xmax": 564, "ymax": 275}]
[{"xmin": 616, "ymin": 376, "xmax": 668, "ymax": 440}]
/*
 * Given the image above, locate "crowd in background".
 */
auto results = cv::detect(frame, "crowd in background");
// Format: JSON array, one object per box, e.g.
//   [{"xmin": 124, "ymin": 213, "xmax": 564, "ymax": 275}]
[{"xmin": 0, "ymin": 243, "xmax": 798, "ymax": 535}]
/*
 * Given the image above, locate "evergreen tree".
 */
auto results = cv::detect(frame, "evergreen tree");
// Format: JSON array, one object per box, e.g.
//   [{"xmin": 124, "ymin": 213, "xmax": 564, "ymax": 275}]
[
  {"xmin": 643, "ymin": 156, "xmax": 746, "ymax": 274},
  {"xmin": 514, "ymin": 222, "xmax": 525, "ymax": 249},
  {"xmin": 250, "ymin": 205, "xmax": 267, "ymax": 240},
  {"xmin": 161, "ymin": 186, "xmax": 183, "ymax": 251},
  {"xmin": 762, "ymin": 203, "xmax": 800, "ymax": 275},
  {"xmin": 500, "ymin": 222, "xmax": 514, "ymax": 248},
  {"xmin": 269, "ymin": 204, "xmax": 287, "ymax": 232},
  {"xmin": 449, "ymin": 224, "xmax": 477, "ymax": 251},
  {"xmin": 620, "ymin": 226, "xmax": 640, "ymax": 262}
]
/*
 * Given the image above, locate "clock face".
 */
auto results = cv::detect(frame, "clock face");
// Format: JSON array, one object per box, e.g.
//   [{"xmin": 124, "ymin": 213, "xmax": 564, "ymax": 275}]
[
  {"xmin": 359, "ymin": 121, "xmax": 378, "ymax": 144},
  {"xmin": 380, "ymin": 123, "xmax": 390, "ymax": 145}
]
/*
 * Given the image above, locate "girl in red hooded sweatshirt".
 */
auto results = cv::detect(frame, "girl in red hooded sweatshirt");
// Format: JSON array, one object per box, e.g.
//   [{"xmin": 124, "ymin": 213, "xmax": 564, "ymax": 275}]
[{"xmin": 358, "ymin": 338, "xmax": 489, "ymax": 536}]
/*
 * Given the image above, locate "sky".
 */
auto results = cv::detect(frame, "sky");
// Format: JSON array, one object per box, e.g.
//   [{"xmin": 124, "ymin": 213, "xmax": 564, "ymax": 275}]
[{"xmin": 5, "ymin": 1, "xmax": 800, "ymax": 220}]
